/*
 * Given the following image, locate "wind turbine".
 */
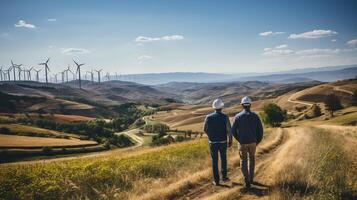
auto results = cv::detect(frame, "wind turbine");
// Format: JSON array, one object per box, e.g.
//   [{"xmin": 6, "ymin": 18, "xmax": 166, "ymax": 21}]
[
  {"xmin": 38, "ymin": 58, "xmax": 50, "ymax": 84},
  {"xmin": 5, "ymin": 67, "xmax": 11, "ymax": 81},
  {"xmin": 73, "ymin": 60, "xmax": 85, "ymax": 89},
  {"xmin": 53, "ymin": 73, "xmax": 58, "ymax": 83},
  {"xmin": 27, "ymin": 67, "xmax": 34, "ymax": 81},
  {"xmin": 87, "ymin": 70, "xmax": 94, "ymax": 83},
  {"xmin": 34, "ymin": 69, "xmax": 41, "ymax": 82},
  {"xmin": 94, "ymin": 69, "xmax": 103, "ymax": 83},
  {"xmin": 10, "ymin": 60, "xmax": 17, "ymax": 81},
  {"xmin": 0, "ymin": 67, "xmax": 3, "ymax": 81},
  {"xmin": 105, "ymin": 72, "xmax": 110, "ymax": 81},
  {"xmin": 17, "ymin": 66, "xmax": 22, "ymax": 81},
  {"xmin": 61, "ymin": 71, "xmax": 65, "ymax": 83}
]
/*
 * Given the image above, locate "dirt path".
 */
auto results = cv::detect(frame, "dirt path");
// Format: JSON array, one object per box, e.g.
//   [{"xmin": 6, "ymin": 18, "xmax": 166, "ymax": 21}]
[
  {"xmin": 138, "ymin": 128, "xmax": 285, "ymax": 200},
  {"xmin": 287, "ymin": 91, "xmax": 314, "ymax": 107}
]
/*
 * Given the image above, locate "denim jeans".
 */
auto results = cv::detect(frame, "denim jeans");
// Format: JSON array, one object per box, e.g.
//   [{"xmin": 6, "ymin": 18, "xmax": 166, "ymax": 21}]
[
  {"xmin": 209, "ymin": 142, "xmax": 227, "ymax": 183},
  {"xmin": 239, "ymin": 143, "xmax": 256, "ymax": 183}
]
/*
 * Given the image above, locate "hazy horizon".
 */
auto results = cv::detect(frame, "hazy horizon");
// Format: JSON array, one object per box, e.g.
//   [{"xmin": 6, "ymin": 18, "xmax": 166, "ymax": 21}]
[{"xmin": 1, "ymin": 0, "xmax": 357, "ymax": 75}]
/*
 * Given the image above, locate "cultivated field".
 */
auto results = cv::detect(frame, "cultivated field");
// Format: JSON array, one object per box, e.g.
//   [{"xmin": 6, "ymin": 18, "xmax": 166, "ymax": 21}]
[{"xmin": 0, "ymin": 134, "xmax": 97, "ymax": 148}]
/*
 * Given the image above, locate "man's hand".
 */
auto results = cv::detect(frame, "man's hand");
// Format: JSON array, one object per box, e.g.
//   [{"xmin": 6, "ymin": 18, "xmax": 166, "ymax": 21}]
[{"xmin": 228, "ymin": 140, "xmax": 232, "ymax": 148}]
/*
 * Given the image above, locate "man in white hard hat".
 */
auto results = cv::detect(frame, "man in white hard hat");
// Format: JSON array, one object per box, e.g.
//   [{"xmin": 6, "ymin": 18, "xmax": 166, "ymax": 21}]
[
  {"xmin": 231, "ymin": 96, "xmax": 263, "ymax": 189},
  {"xmin": 203, "ymin": 98, "xmax": 232, "ymax": 186}
]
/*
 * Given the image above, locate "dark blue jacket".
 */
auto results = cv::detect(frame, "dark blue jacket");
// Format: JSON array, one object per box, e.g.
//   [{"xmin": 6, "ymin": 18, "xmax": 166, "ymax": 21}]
[
  {"xmin": 204, "ymin": 111, "xmax": 231, "ymax": 143},
  {"xmin": 231, "ymin": 109, "xmax": 263, "ymax": 144}
]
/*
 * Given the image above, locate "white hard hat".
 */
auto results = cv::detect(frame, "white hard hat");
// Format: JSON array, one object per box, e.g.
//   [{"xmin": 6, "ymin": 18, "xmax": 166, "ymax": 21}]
[
  {"xmin": 212, "ymin": 98, "xmax": 224, "ymax": 109},
  {"xmin": 241, "ymin": 96, "xmax": 252, "ymax": 105}
]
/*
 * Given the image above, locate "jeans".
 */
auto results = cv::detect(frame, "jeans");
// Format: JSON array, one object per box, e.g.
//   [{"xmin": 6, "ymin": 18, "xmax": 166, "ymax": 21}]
[
  {"xmin": 239, "ymin": 143, "xmax": 256, "ymax": 183},
  {"xmin": 209, "ymin": 142, "xmax": 227, "ymax": 183}
]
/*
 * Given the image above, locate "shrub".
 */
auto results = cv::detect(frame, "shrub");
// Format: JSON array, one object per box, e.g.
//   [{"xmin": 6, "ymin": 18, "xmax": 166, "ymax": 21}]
[
  {"xmin": 0, "ymin": 127, "xmax": 11, "ymax": 134},
  {"xmin": 42, "ymin": 146, "xmax": 53, "ymax": 155},
  {"xmin": 175, "ymin": 135, "xmax": 185, "ymax": 142},
  {"xmin": 324, "ymin": 94, "xmax": 342, "ymax": 117},
  {"xmin": 261, "ymin": 103, "xmax": 286, "ymax": 127},
  {"xmin": 312, "ymin": 104, "xmax": 322, "ymax": 117}
]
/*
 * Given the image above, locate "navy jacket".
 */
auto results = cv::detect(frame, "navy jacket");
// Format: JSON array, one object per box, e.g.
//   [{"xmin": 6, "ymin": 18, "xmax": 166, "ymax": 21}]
[
  {"xmin": 231, "ymin": 109, "xmax": 263, "ymax": 144},
  {"xmin": 204, "ymin": 111, "xmax": 232, "ymax": 143}
]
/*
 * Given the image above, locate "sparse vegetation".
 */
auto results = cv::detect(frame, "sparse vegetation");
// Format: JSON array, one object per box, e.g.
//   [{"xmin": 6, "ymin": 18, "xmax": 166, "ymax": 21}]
[
  {"xmin": 312, "ymin": 104, "xmax": 322, "ymax": 117},
  {"xmin": 325, "ymin": 94, "xmax": 343, "ymax": 117},
  {"xmin": 352, "ymin": 90, "xmax": 357, "ymax": 106},
  {"xmin": 272, "ymin": 128, "xmax": 356, "ymax": 199}
]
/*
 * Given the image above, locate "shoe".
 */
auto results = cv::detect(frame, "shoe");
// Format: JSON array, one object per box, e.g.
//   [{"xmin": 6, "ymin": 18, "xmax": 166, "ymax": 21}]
[
  {"xmin": 212, "ymin": 181, "xmax": 220, "ymax": 186},
  {"xmin": 222, "ymin": 177, "xmax": 230, "ymax": 182},
  {"xmin": 244, "ymin": 181, "xmax": 251, "ymax": 189}
]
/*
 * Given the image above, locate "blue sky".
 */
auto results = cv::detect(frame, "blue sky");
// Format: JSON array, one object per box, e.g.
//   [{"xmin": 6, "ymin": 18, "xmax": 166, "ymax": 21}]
[{"xmin": 0, "ymin": 0, "xmax": 356, "ymax": 74}]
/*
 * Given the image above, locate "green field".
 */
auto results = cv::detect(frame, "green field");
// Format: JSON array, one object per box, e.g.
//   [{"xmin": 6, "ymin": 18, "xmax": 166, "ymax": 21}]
[{"xmin": 0, "ymin": 139, "xmax": 210, "ymax": 200}]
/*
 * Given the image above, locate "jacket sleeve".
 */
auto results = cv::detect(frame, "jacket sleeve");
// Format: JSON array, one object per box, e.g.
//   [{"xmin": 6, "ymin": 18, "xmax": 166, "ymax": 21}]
[
  {"xmin": 203, "ymin": 116, "xmax": 209, "ymax": 134},
  {"xmin": 231, "ymin": 116, "xmax": 239, "ymax": 141},
  {"xmin": 256, "ymin": 114, "xmax": 263, "ymax": 144},
  {"xmin": 226, "ymin": 116, "xmax": 232, "ymax": 141}
]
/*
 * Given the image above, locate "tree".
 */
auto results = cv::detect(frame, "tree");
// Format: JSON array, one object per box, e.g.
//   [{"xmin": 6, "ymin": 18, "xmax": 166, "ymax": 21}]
[
  {"xmin": 261, "ymin": 103, "xmax": 286, "ymax": 127},
  {"xmin": 312, "ymin": 104, "xmax": 322, "ymax": 117},
  {"xmin": 351, "ymin": 90, "xmax": 357, "ymax": 106},
  {"xmin": 324, "ymin": 94, "xmax": 342, "ymax": 117}
]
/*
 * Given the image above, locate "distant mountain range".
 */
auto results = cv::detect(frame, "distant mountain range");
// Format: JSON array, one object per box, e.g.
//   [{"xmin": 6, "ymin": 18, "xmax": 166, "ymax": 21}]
[{"xmin": 115, "ymin": 65, "xmax": 357, "ymax": 85}]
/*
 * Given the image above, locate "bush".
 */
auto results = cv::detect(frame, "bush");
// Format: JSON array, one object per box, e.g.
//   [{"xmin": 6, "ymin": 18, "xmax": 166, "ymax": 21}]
[
  {"xmin": 152, "ymin": 137, "xmax": 171, "ymax": 146},
  {"xmin": 260, "ymin": 103, "xmax": 286, "ymax": 127},
  {"xmin": 42, "ymin": 146, "xmax": 53, "ymax": 155},
  {"xmin": 175, "ymin": 135, "xmax": 185, "ymax": 142},
  {"xmin": 324, "ymin": 94, "xmax": 342, "ymax": 117},
  {"xmin": 143, "ymin": 123, "xmax": 170, "ymax": 134},
  {"xmin": 312, "ymin": 104, "xmax": 322, "ymax": 117},
  {"xmin": 0, "ymin": 127, "xmax": 11, "ymax": 134},
  {"xmin": 351, "ymin": 90, "xmax": 357, "ymax": 106}
]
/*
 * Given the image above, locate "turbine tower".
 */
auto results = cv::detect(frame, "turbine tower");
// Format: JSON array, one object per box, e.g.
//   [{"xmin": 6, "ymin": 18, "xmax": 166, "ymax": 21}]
[
  {"xmin": 10, "ymin": 60, "xmax": 16, "ymax": 81},
  {"xmin": 27, "ymin": 67, "xmax": 34, "ymax": 81},
  {"xmin": 17, "ymin": 66, "xmax": 22, "ymax": 81},
  {"xmin": 73, "ymin": 60, "xmax": 85, "ymax": 89},
  {"xmin": 65, "ymin": 65, "xmax": 71, "ymax": 83},
  {"xmin": 105, "ymin": 72, "xmax": 110, "ymax": 81},
  {"xmin": 61, "ymin": 71, "xmax": 65, "ymax": 83},
  {"xmin": 0, "ymin": 67, "xmax": 3, "ymax": 81},
  {"xmin": 34, "ymin": 69, "xmax": 41, "ymax": 82},
  {"xmin": 39, "ymin": 58, "xmax": 50, "ymax": 84},
  {"xmin": 94, "ymin": 69, "xmax": 103, "ymax": 83},
  {"xmin": 87, "ymin": 70, "xmax": 94, "ymax": 83}
]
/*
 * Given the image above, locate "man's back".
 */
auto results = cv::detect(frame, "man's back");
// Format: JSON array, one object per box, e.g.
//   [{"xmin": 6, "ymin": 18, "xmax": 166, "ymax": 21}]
[
  {"xmin": 204, "ymin": 111, "xmax": 229, "ymax": 143},
  {"xmin": 231, "ymin": 110, "xmax": 263, "ymax": 144}
]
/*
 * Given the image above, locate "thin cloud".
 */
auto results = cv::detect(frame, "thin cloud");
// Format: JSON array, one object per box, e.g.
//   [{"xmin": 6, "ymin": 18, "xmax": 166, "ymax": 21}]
[
  {"xmin": 14, "ymin": 20, "xmax": 36, "ymax": 29},
  {"xmin": 259, "ymin": 31, "xmax": 285, "ymax": 36},
  {"xmin": 276, "ymin": 44, "xmax": 288, "ymax": 49},
  {"xmin": 347, "ymin": 39, "xmax": 357, "ymax": 47},
  {"xmin": 137, "ymin": 55, "xmax": 152, "ymax": 64},
  {"xmin": 263, "ymin": 47, "xmax": 342, "ymax": 57},
  {"xmin": 61, "ymin": 48, "xmax": 90, "ymax": 55},
  {"xmin": 288, "ymin": 29, "xmax": 337, "ymax": 39},
  {"xmin": 331, "ymin": 39, "xmax": 337, "ymax": 42},
  {"xmin": 47, "ymin": 18, "xmax": 57, "ymax": 22},
  {"xmin": 134, "ymin": 35, "xmax": 184, "ymax": 43}
]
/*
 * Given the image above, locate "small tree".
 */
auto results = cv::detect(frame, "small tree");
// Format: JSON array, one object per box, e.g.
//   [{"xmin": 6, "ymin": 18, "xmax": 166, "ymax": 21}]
[
  {"xmin": 261, "ymin": 103, "xmax": 286, "ymax": 127},
  {"xmin": 351, "ymin": 90, "xmax": 357, "ymax": 106},
  {"xmin": 312, "ymin": 104, "xmax": 322, "ymax": 117},
  {"xmin": 324, "ymin": 94, "xmax": 342, "ymax": 117}
]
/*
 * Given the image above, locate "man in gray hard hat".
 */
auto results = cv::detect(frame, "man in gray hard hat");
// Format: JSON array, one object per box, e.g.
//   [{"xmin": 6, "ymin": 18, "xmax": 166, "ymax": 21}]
[
  {"xmin": 204, "ymin": 98, "xmax": 232, "ymax": 186},
  {"xmin": 231, "ymin": 96, "xmax": 263, "ymax": 189}
]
